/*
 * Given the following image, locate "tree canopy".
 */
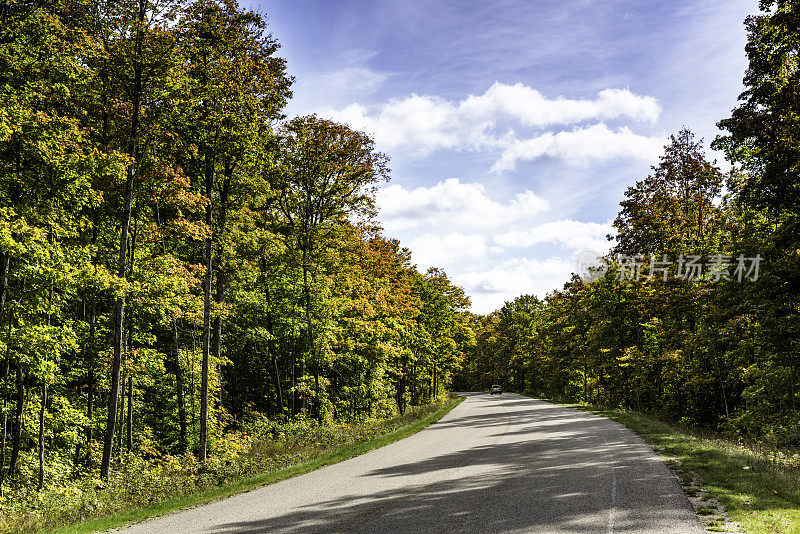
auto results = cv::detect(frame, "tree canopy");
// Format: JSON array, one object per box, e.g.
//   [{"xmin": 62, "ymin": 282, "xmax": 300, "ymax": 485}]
[
  {"xmin": 0, "ymin": 0, "xmax": 473, "ymax": 499},
  {"xmin": 455, "ymin": 0, "xmax": 800, "ymax": 448}
]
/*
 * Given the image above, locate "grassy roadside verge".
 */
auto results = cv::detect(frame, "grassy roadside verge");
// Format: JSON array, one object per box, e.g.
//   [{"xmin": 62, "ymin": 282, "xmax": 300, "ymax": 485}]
[
  {"xmin": 36, "ymin": 396, "xmax": 463, "ymax": 534},
  {"xmin": 560, "ymin": 402, "xmax": 800, "ymax": 533}
]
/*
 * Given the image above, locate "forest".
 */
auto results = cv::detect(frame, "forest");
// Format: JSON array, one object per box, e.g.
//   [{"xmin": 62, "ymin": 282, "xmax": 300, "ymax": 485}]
[
  {"xmin": 2, "ymin": 0, "xmax": 800, "ymax": 530},
  {"xmin": 454, "ymin": 1, "xmax": 800, "ymax": 448},
  {"xmin": 0, "ymin": 0, "xmax": 475, "ymax": 518}
]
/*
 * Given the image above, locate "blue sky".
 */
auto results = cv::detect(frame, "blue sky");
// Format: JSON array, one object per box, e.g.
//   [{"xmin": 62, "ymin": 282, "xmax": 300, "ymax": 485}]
[{"xmin": 245, "ymin": 0, "xmax": 756, "ymax": 313}]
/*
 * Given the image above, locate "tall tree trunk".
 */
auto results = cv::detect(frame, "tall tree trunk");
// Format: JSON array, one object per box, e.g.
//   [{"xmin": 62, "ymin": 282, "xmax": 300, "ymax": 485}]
[
  {"xmin": 396, "ymin": 359, "xmax": 406, "ymax": 414},
  {"xmin": 411, "ymin": 363, "xmax": 417, "ymax": 406},
  {"xmin": 124, "ymin": 216, "xmax": 137, "ymax": 455},
  {"xmin": 101, "ymin": 0, "xmax": 145, "ymax": 480},
  {"xmin": 211, "ymin": 311, "xmax": 221, "ymax": 419},
  {"xmin": 126, "ymin": 375, "xmax": 132, "ymax": 451},
  {"xmin": 290, "ymin": 315, "xmax": 297, "ymax": 415},
  {"xmin": 199, "ymin": 158, "xmax": 214, "ymax": 461},
  {"xmin": 301, "ymin": 247, "xmax": 320, "ymax": 420},
  {"xmin": 191, "ymin": 326, "xmax": 197, "ymax": 436},
  {"xmin": 0, "ymin": 357, "xmax": 7, "ymax": 494},
  {"xmin": 713, "ymin": 348, "xmax": 730, "ymax": 418},
  {"xmin": 432, "ymin": 363, "xmax": 437, "ymax": 399},
  {"xmin": 8, "ymin": 364, "xmax": 23, "ymax": 480},
  {"xmin": 156, "ymin": 203, "xmax": 188, "ymax": 452},
  {"xmin": 0, "ymin": 253, "xmax": 8, "ymax": 315},
  {"xmin": 583, "ymin": 357, "xmax": 588, "ymax": 402},
  {"xmin": 37, "ymin": 383, "xmax": 46, "ymax": 490},
  {"xmin": 264, "ymin": 279, "xmax": 285, "ymax": 419},
  {"xmin": 86, "ymin": 302, "xmax": 96, "ymax": 466},
  {"xmin": 117, "ymin": 372, "xmax": 125, "ymax": 453},
  {"xmin": 261, "ymin": 267, "xmax": 284, "ymax": 418},
  {"xmin": 0, "ymin": 253, "xmax": 9, "ymax": 493},
  {"xmin": 291, "ymin": 356, "xmax": 296, "ymax": 415},
  {"xmin": 75, "ymin": 300, "xmax": 85, "ymax": 465},
  {"xmin": 210, "ymin": 172, "xmax": 229, "ymax": 437},
  {"xmin": 85, "ymin": 211, "xmax": 98, "ymax": 467},
  {"xmin": 39, "ymin": 282, "xmax": 53, "ymax": 490},
  {"xmin": 173, "ymin": 321, "xmax": 187, "ymax": 451},
  {"xmin": 272, "ymin": 355, "xmax": 284, "ymax": 416}
]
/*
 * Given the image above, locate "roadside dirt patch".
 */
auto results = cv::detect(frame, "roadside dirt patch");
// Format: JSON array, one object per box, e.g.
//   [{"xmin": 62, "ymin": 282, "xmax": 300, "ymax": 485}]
[{"xmin": 654, "ymin": 447, "xmax": 743, "ymax": 533}]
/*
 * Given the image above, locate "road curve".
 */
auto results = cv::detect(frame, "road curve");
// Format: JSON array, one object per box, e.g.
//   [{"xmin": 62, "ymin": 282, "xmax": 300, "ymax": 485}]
[{"xmin": 117, "ymin": 393, "xmax": 703, "ymax": 533}]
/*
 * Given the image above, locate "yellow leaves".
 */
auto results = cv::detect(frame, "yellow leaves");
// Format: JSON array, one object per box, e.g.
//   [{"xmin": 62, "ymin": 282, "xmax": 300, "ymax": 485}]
[
  {"xmin": 163, "ymin": 218, "xmax": 209, "ymax": 242},
  {"xmin": 13, "ymin": 324, "xmax": 78, "ymax": 382},
  {"xmin": 0, "ymin": 207, "xmax": 47, "ymax": 256},
  {"xmin": 74, "ymin": 261, "xmax": 114, "ymax": 292},
  {"xmin": 129, "ymin": 255, "xmax": 204, "ymax": 320},
  {"xmin": 0, "ymin": 105, "xmax": 11, "ymax": 144}
]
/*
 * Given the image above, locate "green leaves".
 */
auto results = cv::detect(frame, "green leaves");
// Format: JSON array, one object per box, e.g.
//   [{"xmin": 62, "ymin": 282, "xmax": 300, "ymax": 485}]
[
  {"xmin": 0, "ymin": 0, "xmax": 473, "ymax": 506},
  {"xmin": 613, "ymin": 128, "xmax": 724, "ymax": 257},
  {"xmin": 714, "ymin": 1, "xmax": 800, "ymax": 215},
  {"xmin": 13, "ymin": 324, "xmax": 76, "ymax": 382}
]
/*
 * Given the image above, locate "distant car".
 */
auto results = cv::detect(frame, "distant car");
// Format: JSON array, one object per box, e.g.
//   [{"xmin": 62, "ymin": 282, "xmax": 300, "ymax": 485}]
[{"xmin": 490, "ymin": 385, "xmax": 502, "ymax": 395}]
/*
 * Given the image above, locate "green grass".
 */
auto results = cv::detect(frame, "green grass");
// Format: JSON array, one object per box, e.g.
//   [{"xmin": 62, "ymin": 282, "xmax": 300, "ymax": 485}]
[
  {"xmin": 49, "ymin": 396, "xmax": 463, "ymax": 534},
  {"xmin": 562, "ymin": 403, "xmax": 800, "ymax": 534}
]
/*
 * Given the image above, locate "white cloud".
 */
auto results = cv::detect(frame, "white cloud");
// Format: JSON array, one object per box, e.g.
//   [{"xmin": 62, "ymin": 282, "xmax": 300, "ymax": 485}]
[
  {"xmin": 490, "ymin": 124, "xmax": 665, "ymax": 172},
  {"xmin": 459, "ymin": 84, "xmax": 660, "ymax": 126},
  {"xmin": 454, "ymin": 257, "xmax": 577, "ymax": 314},
  {"xmin": 407, "ymin": 232, "xmax": 489, "ymax": 269},
  {"xmin": 374, "ymin": 181, "xmax": 619, "ymax": 313},
  {"xmin": 327, "ymin": 96, "xmax": 486, "ymax": 156},
  {"xmin": 495, "ymin": 219, "xmax": 615, "ymax": 252},
  {"xmin": 375, "ymin": 179, "xmax": 617, "ymax": 311},
  {"xmin": 321, "ymin": 82, "xmax": 662, "ymax": 168},
  {"xmin": 377, "ymin": 178, "xmax": 549, "ymax": 233}
]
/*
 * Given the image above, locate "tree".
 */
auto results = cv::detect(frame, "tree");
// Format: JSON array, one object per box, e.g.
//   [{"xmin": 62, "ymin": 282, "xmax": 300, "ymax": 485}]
[
  {"xmin": 0, "ymin": 0, "xmax": 113, "ymax": 486},
  {"xmin": 93, "ymin": 0, "xmax": 182, "ymax": 481},
  {"xmin": 0, "ymin": 0, "xmax": 487, "ymax": 517},
  {"xmin": 713, "ymin": 0, "xmax": 800, "ymax": 218},
  {"xmin": 613, "ymin": 128, "xmax": 724, "ymax": 256},
  {"xmin": 270, "ymin": 116, "xmax": 389, "ymax": 419},
  {"xmin": 712, "ymin": 0, "xmax": 800, "ymax": 434},
  {"xmin": 176, "ymin": 0, "xmax": 291, "ymax": 459}
]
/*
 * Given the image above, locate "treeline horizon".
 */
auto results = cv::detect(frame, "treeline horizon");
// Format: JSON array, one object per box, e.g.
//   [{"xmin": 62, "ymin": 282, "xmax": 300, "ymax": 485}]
[
  {"xmin": 455, "ymin": 0, "xmax": 800, "ymax": 447},
  {"xmin": 0, "ymin": 0, "xmax": 474, "ymax": 497}
]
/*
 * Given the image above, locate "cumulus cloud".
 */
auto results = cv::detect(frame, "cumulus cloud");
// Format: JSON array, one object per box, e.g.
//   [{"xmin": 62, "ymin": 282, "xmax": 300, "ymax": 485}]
[
  {"xmin": 459, "ymin": 84, "xmax": 660, "ymax": 126},
  {"xmin": 407, "ymin": 232, "xmax": 492, "ymax": 269},
  {"xmin": 373, "ymin": 179, "xmax": 619, "ymax": 312},
  {"xmin": 326, "ymin": 96, "xmax": 490, "ymax": 156},
  {"xmin": 495, "ymin": 220, "xmax": 615, "ymax": 252},
  {"xmin": 321, "ymin": 82, "xmax": 662, "ymax": 169},
  {"xmin": 454, "ymin": 257, "xmax": 577, "ymax": 313},
  {"xmin": 490, "ymin": 124, "xmax": 665, "ymax": 172},
  {"xmin": 376, "ymin": 178, "xmax": 549, "ymax": 233}
]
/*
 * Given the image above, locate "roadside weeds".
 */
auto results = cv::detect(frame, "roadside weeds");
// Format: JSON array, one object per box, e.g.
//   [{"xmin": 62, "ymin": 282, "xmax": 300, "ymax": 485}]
[{"xmin": 12, "ymin": 396, "xmax": 463, "ymax": 534}]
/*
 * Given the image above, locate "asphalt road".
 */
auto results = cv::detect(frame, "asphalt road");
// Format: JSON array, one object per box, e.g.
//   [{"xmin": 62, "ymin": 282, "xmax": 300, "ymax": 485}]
[{"xmin": 117, "ymin": 393, "xmax": 703, "ymax": 533}]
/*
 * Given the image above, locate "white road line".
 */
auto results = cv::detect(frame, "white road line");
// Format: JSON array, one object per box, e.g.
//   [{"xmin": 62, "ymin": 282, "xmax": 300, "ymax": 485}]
[
  {"xmin": 600, "ymin": 425, "xmax": 617, "ymax": 534},
  {"xmin": 608, "ymin": 472, "xmax": 617, "ymax": 534}
]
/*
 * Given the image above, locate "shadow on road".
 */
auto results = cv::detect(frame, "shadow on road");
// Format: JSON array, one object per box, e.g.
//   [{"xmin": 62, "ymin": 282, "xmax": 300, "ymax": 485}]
[{"xmin": 207, "ymin": 394, "xmax": 695, "ymax": 533}]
